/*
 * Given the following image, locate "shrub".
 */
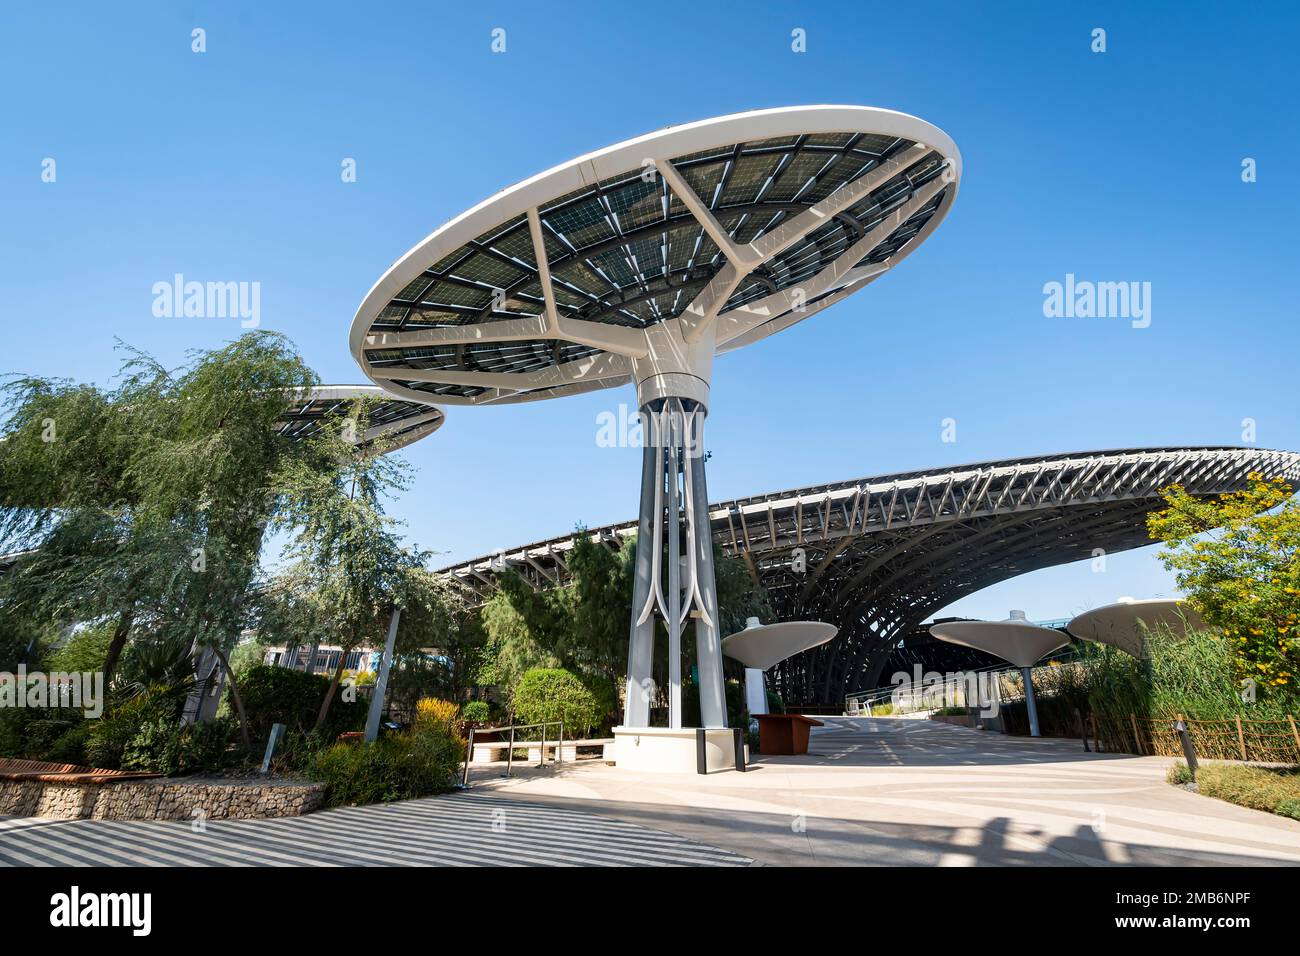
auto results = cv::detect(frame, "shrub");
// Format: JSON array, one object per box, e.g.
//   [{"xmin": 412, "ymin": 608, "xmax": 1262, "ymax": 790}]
[
  {"xmin": 122, "ymin": 715, "xmax": 236, "ymax": 775},
  {"xmin": 415, "ymin": 698, "xmax": 458, "ymax": 733},
  {"xmin": 21, "ymin": 718, "xmax": 80, "ymax": 760},
  {"xmin": 47, "ymin": 722, "xmax": 93, "ymax": 765},
  {"xmin": 182, "ymin": 718, "xmax": 235, "ymax": 772},
  {"xmin": 1166, "ymin": 762, "xmax": 1194, "ymax": 785},
  {"xmin": 235, "ymin": 664, "xmax": 366, "ymax": 742},
  {"xmin": 512, "ymin": 668, "xmax": 610, "ymax": 736},
  {"xmin": 309, "ymin": 728, "xmax": 463, "ymax": 807},
  {"xmin": 86, "ymin": 708, "xmax": 143, "ymax": 770},
  {"xmin": 1086, "ymin": 627, "xmax": 1300, "ymax": 723},
  {"xmin": 85, "ymin": 692, "xmax": 183, "ymax": 769},
  {"xmin": 122, "ymin": 716, "xmax": 184, "ymax": 774},
  {"xmin": 461, "ymin": 700, "xmax": 491, "ymax": 723},
  {"xmin": 0, "ymin": 711, "xmax": 23, "ymax": 758}
]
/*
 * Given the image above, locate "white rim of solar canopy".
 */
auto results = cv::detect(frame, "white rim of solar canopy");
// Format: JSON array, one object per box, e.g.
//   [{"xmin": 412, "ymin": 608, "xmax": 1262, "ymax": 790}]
[
  {"xmin": 278, "ymin": 385, "xmax": 445, "ymax": 453},
  {"xmin": 350, "ymin": 105, "xmax": 961, "ymax": 408}
]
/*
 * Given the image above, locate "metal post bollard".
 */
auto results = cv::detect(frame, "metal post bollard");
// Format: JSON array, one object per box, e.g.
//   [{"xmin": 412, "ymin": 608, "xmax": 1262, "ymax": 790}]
[
  {"xmin": 506, "ymin": 725, "xmax": 515, "ymax": 777},
  {"xmin": 461, "ymin": 727, "xmax": 475, "ymax": 788},
  {"xmin": 260, "ymin": 723, "xmax": 286, "ymax": 775},
  {"xmin": 1173, "ymin": 718, "xmax": 1198, "ymax": 780}
]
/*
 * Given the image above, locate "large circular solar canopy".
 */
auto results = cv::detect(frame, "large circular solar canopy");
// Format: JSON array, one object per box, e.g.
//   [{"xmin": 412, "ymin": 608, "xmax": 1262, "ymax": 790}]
[
  {"xmin": 350, "ymin": 105, "xmax": 961, "ymax": 406},
  {"xmin": 276, "ymin": 385, "xmax": 444, "ymax": 453}
]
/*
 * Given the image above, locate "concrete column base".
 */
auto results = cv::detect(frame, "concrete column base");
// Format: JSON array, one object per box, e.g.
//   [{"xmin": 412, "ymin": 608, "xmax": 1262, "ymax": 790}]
[{"xmin": 612, "ymin": 726, "xmax": 737, "ymax": 773}]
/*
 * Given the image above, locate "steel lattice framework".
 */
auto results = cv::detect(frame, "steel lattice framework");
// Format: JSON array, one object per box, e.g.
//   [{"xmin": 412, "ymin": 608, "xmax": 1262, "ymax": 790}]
[
  {"xmin": 278, "ymin": 385, "xmax": 444, "ymax": 453},
  {"xmin": 348, "ymin": 106, "xmax": 959, "ymax": 408},
  {"xmin": 351, "ymin": 106, "xmax": 961, "ymax": 734},
  {"xmin": 438, "ymin": 446, "xmax": 1300, "ymax": 706}
]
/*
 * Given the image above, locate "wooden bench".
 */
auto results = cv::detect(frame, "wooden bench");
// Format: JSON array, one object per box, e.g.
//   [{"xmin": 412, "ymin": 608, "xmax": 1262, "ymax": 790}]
[
  {"xmin": 0, "ymin": 757, "xmax": 159, "ymax": 784},
  {"xmin": 753, "ymin": 713, "xmax": 824, "ymax": 755}
]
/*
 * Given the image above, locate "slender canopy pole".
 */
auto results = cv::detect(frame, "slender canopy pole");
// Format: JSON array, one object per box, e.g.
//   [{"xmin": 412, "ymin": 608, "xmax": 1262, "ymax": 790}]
[
  {"xmin": 365, "ymin": 606, "xmax": 402, "ymax": 742},
  {"xmin": 666, "ymin": 406, "xmax": 683, "ymax": 729},
  {"xmin": 687, "ymin": 409, "xmax": 726, "ymax": 728},
  {"xmin": 1021, "ymin": 665, "xmax": 1042, "ymax": 737},
  {"xmin": 623, "ymin": 413, "xmax": 659, "ymax": 727}
]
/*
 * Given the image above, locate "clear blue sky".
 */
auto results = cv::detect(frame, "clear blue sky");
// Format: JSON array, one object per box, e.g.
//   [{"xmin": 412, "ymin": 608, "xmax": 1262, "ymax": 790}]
[{"xmin": 3, "ymin": 2, "xmax": 1297, "ymax": 623}]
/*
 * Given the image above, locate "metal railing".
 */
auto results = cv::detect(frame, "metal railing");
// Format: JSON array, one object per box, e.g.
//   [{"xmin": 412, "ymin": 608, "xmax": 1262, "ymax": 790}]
[
  {"xmin": 845, "ymin": 661, "xmax": 1016, "ymax": 716},
  {"xmin": 844, "ymin": 649, "xmax": 1081, "ymax": 716},
  {"xmin": 460, "ymin": 720, "xmax": 563, "ymax": 788}
]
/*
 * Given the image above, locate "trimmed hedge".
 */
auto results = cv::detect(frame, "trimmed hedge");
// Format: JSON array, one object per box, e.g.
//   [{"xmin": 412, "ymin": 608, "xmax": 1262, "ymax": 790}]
[
  {"xmin": 512, "ymin": 668, "xmax": 611, "ymax": 736},
  {"xmin": 234, "ymin": 664, "xmax": 367, "ymax": 742},
  {"xmin": 461, "ymin": 700, "xmax": 491, "ymax": 723}
]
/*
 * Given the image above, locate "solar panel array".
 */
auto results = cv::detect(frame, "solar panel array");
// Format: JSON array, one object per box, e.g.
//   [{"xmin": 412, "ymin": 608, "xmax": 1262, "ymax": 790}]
[
  {"xmin": 361, "ymin": 131, "xmax": 953, "ymax": 400},
  {"xmin": 276, "ymin": 392, "xmax": 443, "ymax": 450}
]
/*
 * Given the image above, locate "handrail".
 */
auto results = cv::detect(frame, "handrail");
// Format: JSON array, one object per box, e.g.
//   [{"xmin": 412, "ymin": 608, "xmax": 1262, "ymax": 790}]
[
  {"xmin": 459, "ymin": 719, "xmax": 564, "ymax": 789},
  {"xmin": 843, "ymin": 648, "xmax": 1081, "ymax": 714}
]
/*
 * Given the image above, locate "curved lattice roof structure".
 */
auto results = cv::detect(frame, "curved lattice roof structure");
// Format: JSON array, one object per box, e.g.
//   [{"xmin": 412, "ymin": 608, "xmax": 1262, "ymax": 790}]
[
  {"xmin": 350, "ymin": 105, "xmax": 960, "ymax": 407},
  {"xmin": 438, "ymin": 446, "xmax": 1300, "ymax": 705},
  {"xmin": 277, "ymin": 386, "xmax": 444, "ymax": 453}
]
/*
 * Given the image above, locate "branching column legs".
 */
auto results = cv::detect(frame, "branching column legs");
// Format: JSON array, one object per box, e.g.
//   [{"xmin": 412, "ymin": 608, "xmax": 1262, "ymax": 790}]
[{"xmin": 621, "ymin": 399, "xmax": 727, "ymax": 730}]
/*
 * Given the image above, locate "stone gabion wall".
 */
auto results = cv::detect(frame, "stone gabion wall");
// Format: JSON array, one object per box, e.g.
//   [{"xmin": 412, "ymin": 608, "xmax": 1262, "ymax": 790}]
[
  {"xmin": 0, "ymin": 780, "xmax": 43, "ymax": 816},
  {"xmin": 0, "ymin": 778, "xmax": 325, "ymax": 822}
]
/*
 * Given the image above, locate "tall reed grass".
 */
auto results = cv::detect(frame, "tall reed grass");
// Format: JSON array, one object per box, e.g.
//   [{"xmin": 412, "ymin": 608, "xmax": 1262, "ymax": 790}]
[{"xmin": 1082, "ymin": 624, "xmax": 1299, "ymax": 721}]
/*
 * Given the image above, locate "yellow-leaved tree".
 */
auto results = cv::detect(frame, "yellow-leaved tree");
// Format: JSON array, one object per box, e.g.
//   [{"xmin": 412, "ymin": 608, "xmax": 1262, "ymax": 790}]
[{"xmin": 1147, "ymin": 474, "xmax": 1299, "ymax": 692}]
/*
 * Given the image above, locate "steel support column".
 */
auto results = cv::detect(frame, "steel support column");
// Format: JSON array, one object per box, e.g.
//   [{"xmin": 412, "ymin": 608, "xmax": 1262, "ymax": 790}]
[
  {"xmin": 623, "ymin": 412, "xmax": 660, "ymax": 727},
  {"xmin": 686, "ymin": 409, "xmax": 726, "ymax": 728},
  {"xmin": 621, "ymin": 399, "xmax": 727, "ymax": 729}
]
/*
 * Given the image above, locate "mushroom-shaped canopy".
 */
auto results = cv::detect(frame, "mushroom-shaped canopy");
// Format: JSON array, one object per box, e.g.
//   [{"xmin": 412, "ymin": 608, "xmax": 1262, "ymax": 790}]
[
  {"xmin": 1066, "ymin": 598, "xmax": 1204, "ymax": 659},
  {"xmin": 349, "ymin": 105, "xmax": 961, "ymax": 408},
  {"xmin": 928, "ymin": 612, "xmax": 1069, "ymax": 669},
  {"xmin": 276, "ymin": 385, "xmax": 444, "ymax": 454},
  {"xmin": 721, "ymin": 621, "xmax": 838, "ymax": 671}
]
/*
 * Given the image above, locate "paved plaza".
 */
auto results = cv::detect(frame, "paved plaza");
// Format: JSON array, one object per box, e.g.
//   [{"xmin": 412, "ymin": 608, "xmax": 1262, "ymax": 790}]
[
  {"xmin": 0, "ymin": 790, "xmax": 752, "ymax": 867},
  {"xmin": 3, "ymin": 717, "xmax": 1298, "ymax": 867},
  {"xmin": 470, "ymin": 717, "xmax": 1300, "ymax": 866}
]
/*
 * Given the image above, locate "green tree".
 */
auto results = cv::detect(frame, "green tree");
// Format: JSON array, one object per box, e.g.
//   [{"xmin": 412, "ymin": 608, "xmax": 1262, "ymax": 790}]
[
  {"xmin": 270, "ymin": 410, "xmax": 421, "ymax": 732},
  {"xmin": 477, "ymin": 572, "xmax": 564, "ymax": 697},
  {"xmin": 0, "ymin": 603, "xmax": 53, "ymax": 672},
  {"xmin": 0, "ymin": 362, "xmax": 174, "ymax": 683},
  {"xmin": 475, "ymin": 529, "xmax": 772, "ymax": 713},
  {"xmin": 45, "ymin": 622, "xmax": 115, "ymax": 674},
  {"xmin": 1148, "ymin": 474, "xmax": 1299, "ymax": 692},
  {"xmin": 511, "ymin": 667, "xmax": 612, "ymax": 736},
  {"xmin": 380, "ymin": 566, "xmax": 469, "ymax": 721},
  {"xmin": 227, "ymin": 637, "xmax": 268, "ymax": 679},
  {"xmin": 1, "ymin": 332, "xmax": 320, "ymax": 747},
  {"xmin": 566, "ymin": 530, "xmax": 634, "ymax": 690},
  {"xmin": 715, "ymin": 544, "xmax": 774, "ymax": 638}
]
